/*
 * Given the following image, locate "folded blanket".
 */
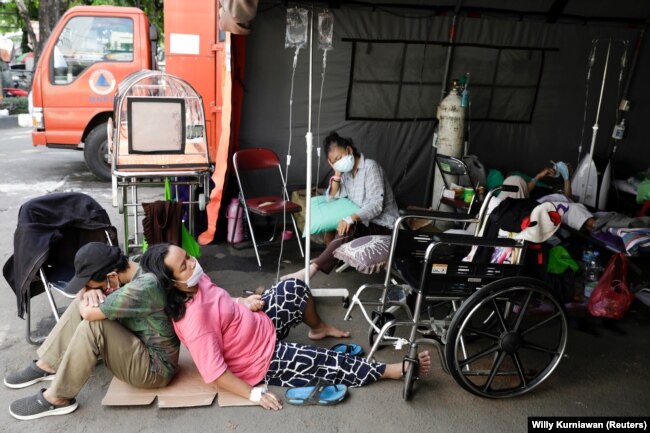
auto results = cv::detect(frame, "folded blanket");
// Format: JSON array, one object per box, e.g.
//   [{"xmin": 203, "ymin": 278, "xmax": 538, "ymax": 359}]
[{"xmin": 608, "ymin": 228, "xmax": 650, "ymax": 255}]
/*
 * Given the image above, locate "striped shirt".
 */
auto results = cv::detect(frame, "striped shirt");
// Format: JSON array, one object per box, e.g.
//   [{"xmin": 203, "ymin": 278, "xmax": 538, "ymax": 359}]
[{"xmin": 328, "ymin": 154, "xmax": 399, "ymax": 229}]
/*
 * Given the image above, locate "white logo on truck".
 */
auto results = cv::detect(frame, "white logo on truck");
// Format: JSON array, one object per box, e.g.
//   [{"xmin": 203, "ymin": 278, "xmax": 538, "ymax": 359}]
[{"xmin": 88, "ymin": 69, "xmax": 116, "ymax": 95}]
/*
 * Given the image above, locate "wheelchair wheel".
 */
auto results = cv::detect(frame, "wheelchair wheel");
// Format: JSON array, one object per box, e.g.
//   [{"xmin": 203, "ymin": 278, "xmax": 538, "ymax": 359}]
[
  {"xmin": 368, "ymin": 312, "xmax": 396, "ymax": 348},
  {"xmin": 402, "ymin": 343, "xmax": 419, "ymax": 401},
  {"xmin": 445, "ymin": 277, "xmax": 567, "ymax": 399}
]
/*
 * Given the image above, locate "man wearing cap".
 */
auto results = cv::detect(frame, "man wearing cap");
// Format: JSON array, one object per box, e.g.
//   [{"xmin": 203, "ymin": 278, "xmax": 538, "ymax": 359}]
[{"xmin": 5, "ymin": 242, "xmax": 180, "ymax": 420}]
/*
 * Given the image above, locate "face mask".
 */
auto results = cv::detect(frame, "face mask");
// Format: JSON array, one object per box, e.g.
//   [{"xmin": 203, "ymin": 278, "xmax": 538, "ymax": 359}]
[
  {"xmin": 105, "ymin": 274, "xmax": 121, "ymax": 295},
  {"xmin": 174, "ymin": 259, "xmax": 204, "ymax": 288},
  {"xmin": 333, "ymin": 154, "xmax": 354, "ymax": 173}
]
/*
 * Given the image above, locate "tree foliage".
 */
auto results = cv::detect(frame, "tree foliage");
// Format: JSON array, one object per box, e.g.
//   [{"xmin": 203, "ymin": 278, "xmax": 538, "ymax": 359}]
[
  {"xmin": 0, "ymin": 0, "xmax": 38, "ymax": 53},
  {"xmin": 3, "ymin": 0, "xmax": 164, "ymax": 77},
  {"xmin": 2, "ymin": 0, "xmax": 164, "ymax": 54},
  {"xmin": 73, "ymin": 0, "xmax": 164, "ymax": 32}
]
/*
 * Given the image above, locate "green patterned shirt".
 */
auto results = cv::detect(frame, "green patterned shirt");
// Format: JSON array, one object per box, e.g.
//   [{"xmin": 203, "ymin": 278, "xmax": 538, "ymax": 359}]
[{"xmin": 100, "ymin": 267, "xmax": 180, "ymax": 380}]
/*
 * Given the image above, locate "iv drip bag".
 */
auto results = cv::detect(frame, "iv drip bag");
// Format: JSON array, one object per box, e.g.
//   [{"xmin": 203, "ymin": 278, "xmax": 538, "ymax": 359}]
[
  {"xmin": 318, "ymin": 11, "xmax": 334, "ymax": 51},
  {"xmin": 285, "ymin": 7, "xmax": 309, "ymax": 49}
]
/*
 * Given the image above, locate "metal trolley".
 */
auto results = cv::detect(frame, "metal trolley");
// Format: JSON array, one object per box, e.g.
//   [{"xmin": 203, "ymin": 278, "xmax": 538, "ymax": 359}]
[
  {"xmin": 344, "ymin": 188, "xmax": 568, "ymax": 400},
  {"xmin": 109, "ymin": 70, "xmax": 211, "ymax": 252}
]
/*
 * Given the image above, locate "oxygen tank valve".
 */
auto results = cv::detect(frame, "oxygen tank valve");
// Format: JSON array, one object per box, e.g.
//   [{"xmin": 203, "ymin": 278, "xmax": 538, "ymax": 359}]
[{"xmin": 450, "ymin": 79, "xmax": 461, "ymax": 94}]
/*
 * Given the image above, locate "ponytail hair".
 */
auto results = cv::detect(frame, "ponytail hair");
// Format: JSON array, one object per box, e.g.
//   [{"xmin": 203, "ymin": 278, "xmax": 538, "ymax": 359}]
[
  {"xmin": 140, "ymin": 243, "xmax": 190, "ymax": 321},
  {"xmin": 323, "ymin": 131, "xmax": 360, "ymax": 158}
]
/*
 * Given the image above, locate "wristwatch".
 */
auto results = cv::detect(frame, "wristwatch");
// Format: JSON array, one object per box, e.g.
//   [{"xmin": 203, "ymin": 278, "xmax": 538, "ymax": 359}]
[{"xmin": 343, "ymin": 216, "xmax": 354, "ymax": 225}]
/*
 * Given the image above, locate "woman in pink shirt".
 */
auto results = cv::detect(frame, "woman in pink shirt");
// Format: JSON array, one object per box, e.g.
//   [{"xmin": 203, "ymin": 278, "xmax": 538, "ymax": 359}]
[{"xmin": 141, "ymin": 243, "xmax": 431, "ymax": 410}]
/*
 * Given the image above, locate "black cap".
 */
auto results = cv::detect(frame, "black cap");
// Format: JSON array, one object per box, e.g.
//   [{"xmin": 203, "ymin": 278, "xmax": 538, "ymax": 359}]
[{"xmin": 63, "ymin": 243, "xmax": 124, "ymax": 294}]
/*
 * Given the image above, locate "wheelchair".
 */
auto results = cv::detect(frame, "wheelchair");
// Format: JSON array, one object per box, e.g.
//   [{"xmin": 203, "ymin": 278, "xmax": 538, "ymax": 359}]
[{"xmin": 344, "ymin": 187, "xmax": 568, "ymax": 400}]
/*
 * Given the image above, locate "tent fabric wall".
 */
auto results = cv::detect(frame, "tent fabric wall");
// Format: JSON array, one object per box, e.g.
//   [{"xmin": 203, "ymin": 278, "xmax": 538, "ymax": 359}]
[{"xmin": 237, "ymin": 6, "xmax": 648, "ymax": 209}]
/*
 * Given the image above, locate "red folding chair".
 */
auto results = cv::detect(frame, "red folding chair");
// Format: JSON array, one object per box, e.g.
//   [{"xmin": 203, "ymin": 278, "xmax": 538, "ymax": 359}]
[{"xmin": 232, "ymin": 148, "xmax": 304, "ymax": 267}]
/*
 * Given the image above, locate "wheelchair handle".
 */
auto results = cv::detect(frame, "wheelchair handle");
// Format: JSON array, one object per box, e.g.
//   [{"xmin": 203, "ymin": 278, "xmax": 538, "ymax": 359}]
[
  {"xmin": 429, "ymin": 233, "xmax": 524, "ymax": 249},
  {"xmin": 398, "ymin": 209, "xmax": 476, "ymax": 221},
  {"xmin": 500, "ymin": 184, "xmax": 519, "ymax": 193}
]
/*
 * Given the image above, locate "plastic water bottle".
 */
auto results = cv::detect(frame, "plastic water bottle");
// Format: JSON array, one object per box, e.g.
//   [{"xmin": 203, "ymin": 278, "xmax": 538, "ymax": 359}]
[
  {"xmin": 582, "ymin": 249, "xmax": 601, "ymax": 300},
  {"xmin": 226, "ymin": 198, "xmax": 244, "ymax": 244}
]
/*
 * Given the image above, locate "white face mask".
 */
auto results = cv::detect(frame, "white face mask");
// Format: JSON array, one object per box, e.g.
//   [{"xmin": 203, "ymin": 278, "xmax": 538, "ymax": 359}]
[
  {"xmin": 105, "ymin": 274, "xmax": 121, "ymax": 294},
  {"xmin": 174, "ymin": 259, "xmax": 204, "ymax": 288},
  {"xmin": 333, "ymin": 154, "xmax": 354, "ymax": 173}
]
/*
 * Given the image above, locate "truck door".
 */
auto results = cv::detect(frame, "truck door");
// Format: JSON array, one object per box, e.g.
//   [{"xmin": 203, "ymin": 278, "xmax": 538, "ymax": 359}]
[{"xmin": 41, "ymin": 14, "xmax": 140, "ymax": 145}]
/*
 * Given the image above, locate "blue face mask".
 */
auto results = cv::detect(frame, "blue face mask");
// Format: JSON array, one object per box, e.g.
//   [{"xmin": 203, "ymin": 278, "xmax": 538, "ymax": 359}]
[{"xmin": 333, "ymin": 154, "xmax": 354, "ymax": 173}]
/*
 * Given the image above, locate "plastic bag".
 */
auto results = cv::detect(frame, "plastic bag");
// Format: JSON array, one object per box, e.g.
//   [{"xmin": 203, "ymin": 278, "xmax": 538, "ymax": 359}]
[
  {"xmin": 318, "ymin": 11, "xmax": 334, "ymax": 51},
  {"xmin": 588, "ymin": 253, "xmax": 634, "ymax": 320},
  {"xmin": 547, "ymin": 245, "xmax": 579, "ymax": 275},
  {"xmin": 285, "ymin": 7, "xmax": 309, "ymax": 49},
  {"xmin": 164, "ymin": 178, "xmax": 202, "ymax": 258}
]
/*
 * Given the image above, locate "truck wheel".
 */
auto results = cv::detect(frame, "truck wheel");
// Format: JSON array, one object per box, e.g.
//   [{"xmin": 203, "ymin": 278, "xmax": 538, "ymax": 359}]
[{"xmin": 84, "ymin": 123, "xmax": 111, "ymax": 181}]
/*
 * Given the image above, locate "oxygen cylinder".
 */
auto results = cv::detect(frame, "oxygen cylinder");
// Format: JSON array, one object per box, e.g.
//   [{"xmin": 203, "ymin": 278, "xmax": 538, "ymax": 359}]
[
  {"xmin": 226, "ymin": 198, "xmax": 244, "ymax": 244},
  {"xmin": 432, "ymin": 82, "xmax": 465, "ymax": 210}
]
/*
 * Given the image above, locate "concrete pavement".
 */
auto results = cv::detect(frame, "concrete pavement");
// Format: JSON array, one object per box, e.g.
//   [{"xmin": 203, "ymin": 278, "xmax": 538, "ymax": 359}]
[{"xmin": 0, "ymin": 126, "xmax": 648, "ymax": 433}]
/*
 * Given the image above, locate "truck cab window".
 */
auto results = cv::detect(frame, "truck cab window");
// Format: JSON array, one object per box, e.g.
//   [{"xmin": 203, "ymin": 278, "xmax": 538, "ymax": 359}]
[{"xmin": 51, "ymin": 16, "xmax": 134, "ymax": 85}]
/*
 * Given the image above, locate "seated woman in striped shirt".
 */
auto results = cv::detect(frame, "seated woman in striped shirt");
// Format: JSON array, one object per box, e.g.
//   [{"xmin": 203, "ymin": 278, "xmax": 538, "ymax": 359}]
[{"xmin": 283, "ymin": 131, "xmax": 400, "ymax": 281}]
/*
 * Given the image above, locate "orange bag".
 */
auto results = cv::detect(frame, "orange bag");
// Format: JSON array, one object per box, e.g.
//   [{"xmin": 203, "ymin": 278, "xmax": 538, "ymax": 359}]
[{"xmin": 588, "ymin": 253, "xmax": 635, "ymax": 320}]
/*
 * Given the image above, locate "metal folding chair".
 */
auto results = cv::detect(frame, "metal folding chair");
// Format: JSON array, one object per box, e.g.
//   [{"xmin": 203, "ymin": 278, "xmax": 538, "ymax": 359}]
[
  {"xmin": 232, "ymin": 148, "xmax": 304, "ymax": 267},
  {"xmin": 3, "ymin": 192, "xmax": 118, "ymax": 345},
  {"xmin": 28, "ymin": 227, "xmax": 116, "ymax": 344}
]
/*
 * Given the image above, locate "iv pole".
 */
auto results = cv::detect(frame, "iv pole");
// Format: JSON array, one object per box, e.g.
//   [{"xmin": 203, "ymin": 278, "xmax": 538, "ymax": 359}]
[
  {"xmin": 304, "ymin": 11, "xmax": 313, "ymax": 287},
  {"xmin": 303, "ymin": 10, "xmax": 348, "ymax": 299}
]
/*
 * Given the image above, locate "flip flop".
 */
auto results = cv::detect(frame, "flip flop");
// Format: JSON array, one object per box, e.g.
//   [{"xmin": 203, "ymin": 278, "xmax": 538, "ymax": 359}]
[
  {"xmin": 286, "ymin": 379, "xmax": 347, "ymax": 406},
  {"xmin": 330, "ymin": 343, "xmax": 364, "ymax": 357}
]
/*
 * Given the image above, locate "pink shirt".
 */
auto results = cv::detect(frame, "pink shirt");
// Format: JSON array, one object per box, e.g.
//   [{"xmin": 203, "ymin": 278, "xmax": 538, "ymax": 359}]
[{"xmin": 173, "ymin": 274, "xmax": 276, "ymax": 385}]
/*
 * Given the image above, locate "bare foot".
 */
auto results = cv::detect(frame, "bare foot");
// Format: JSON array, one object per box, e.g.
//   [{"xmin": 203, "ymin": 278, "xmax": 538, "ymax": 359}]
[
  {"xmin": 43, "ymin": 389, "xmax": 71, "ymax": 406},
  {"xmin": 281, "ymin": 264, "xmax": 318, "ymax": 282},
  {"xmin": 308, "ymin": 323, "xmax": 351, "ymax": 340},
  {"xmin": 36, "ymin": 360, "xmax": 55, "ymax": 374},
  {"xmin": 280, "ymin": 268, "xmax": 306, "ymax": 282},
  {"xmin": 382, "ymin": 350, "xmax": 432, "ymax": 380},
  {"xmin": 418, "ymin": 350, "xmax": 431, "ymax": 376}
]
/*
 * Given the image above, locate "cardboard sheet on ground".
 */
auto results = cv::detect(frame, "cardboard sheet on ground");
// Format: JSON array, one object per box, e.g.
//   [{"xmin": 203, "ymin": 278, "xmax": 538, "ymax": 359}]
[{"xmin": 102, "ymin": 346, "xmax": 257, "ymax": 408}]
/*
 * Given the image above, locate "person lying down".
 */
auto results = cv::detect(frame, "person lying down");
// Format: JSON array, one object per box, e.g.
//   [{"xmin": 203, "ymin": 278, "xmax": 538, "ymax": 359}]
[
  {"xmin": 500, "ymin": 165, "xmax": 650, "ymax": 232},
  {"xmin": 141, "ymin": 243, "xmax": 431, "ymax": 410},
  {"xmin": 499, "ymin": 174, "xmax": 596, "ymax": 232}
]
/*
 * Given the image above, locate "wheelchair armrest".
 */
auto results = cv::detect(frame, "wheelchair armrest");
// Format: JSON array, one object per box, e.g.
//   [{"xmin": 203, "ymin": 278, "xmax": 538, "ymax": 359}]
[
  {"xmin": 398, "ymin": 209, "xmax": 477, "ymax": 222},
  {"xmin": 430, "ymin": 233, "xmax": 523, "ymax": 249}
]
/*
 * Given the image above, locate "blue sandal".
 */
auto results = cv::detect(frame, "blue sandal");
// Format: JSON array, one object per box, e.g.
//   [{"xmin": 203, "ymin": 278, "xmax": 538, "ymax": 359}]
[
  {"xmin": 330, "ymin": 343, "xmax": 364, "ymax": 357},
  {"xmin": 286, "ymin": 379, "xmax": 347, "ymax": 406}
]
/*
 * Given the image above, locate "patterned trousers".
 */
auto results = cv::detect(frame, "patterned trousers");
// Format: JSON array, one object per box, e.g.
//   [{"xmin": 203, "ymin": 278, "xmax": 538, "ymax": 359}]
[{"xmin": 261, "ymin": 278, "xmax": 386, "ymax": 388}]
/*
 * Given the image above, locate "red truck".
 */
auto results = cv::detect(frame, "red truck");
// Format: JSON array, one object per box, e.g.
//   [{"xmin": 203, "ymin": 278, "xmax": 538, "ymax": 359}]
[{"xmin": 29, "ymin": 2, "xmax": 230, "ymax": 181}]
